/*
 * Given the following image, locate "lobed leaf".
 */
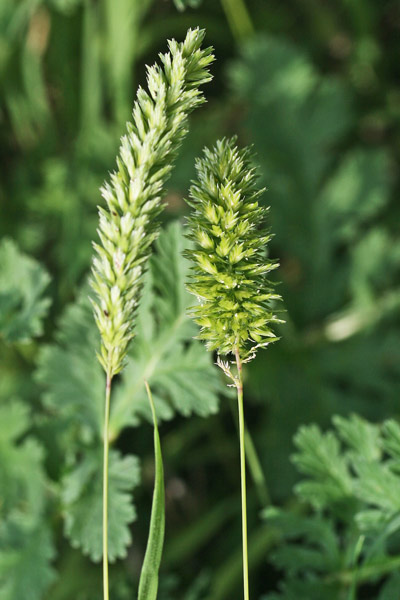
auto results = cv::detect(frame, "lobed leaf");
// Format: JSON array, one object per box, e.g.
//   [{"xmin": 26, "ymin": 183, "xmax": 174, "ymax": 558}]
[
  {"xmin": 35, "ymin": 290, "xmax": 104, "ymax": 444},
  {"xmin": 0, "ymin": 239, "xmax": 51, "ymax": 343},
  {"xmin": 0, "ymin": 522, "xmax": 55, "ymax": 600},
  {"xmin": 273, "ymin": 415, "xmax": 400, "ymax": 596},
  {"xmin": 352, "ymin": 460, "xmax": 400, "ymax": 513},
  {"xmin": 62, "ymin": 449, "xmax": 140, "ymax": 562},
  {"xmin": 292, "ymin": 424, "xmax": 353, "ymax": 509},
  {"xmin": 0, "ymin": 399, "xmax": 55, "ymax": 600},
  {"xmin": 333, "ymin": 413, "xmax": 381, "ymax": 462}
]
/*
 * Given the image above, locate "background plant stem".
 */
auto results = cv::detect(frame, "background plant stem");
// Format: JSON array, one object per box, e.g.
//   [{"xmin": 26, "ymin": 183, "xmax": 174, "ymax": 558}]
[
  {"xmin": 235, "ymin": 347, "xmax": 250, "ymax": 600},
  {"xmin": 228, "ymin": 398, "xmax": 271, "ymax": 507},
  {"xmin": 244, "ymin": 427, "xmax": 270, "ymax": 507},
  {"xmin": 220, "ymin": 0, "xmax": 254, "ymax": 43},
  {"xmin": 103, "ymin": 371, "xmax": 112, "ymax": 600}
]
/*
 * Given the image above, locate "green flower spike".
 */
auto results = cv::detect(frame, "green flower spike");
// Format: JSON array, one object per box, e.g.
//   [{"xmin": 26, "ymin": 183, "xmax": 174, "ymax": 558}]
[
  {"xmin": 90, "ymin": 28, "xmax": 214, "ymax": 378},
  {"xmin": 185, "ymin": 137, "xmax": 283, "ymax": 600},
  {"xmin": 185, "ymin": 137, "xmax": 283, "ymax": 365}
]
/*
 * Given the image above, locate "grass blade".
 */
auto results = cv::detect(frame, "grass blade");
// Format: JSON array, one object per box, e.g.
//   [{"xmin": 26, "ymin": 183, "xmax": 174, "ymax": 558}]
[{"xmin": 138, "ymin": 381, "xmax": 165, "ymax": 600}]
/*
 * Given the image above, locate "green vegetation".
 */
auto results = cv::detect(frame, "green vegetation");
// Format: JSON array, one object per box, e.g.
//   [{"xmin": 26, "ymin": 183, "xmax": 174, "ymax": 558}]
[{"xmin": 1, "ymin": 1, "xmax": 400, "ymax": 599}]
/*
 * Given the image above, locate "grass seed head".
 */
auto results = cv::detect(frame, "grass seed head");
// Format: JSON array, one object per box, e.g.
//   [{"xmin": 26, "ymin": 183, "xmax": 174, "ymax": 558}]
[
  {"xmin": 90, "ymin": 28, "xmax": 214, "ymax": 377},
  {"xmin": 185, "ymin": 137, "xmax": 283, "ymax": 362}
]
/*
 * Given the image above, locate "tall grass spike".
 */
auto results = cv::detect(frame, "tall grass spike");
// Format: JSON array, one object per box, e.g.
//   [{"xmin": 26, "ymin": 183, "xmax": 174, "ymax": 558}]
[{"xmin": 91, "ymin": 28, "xmax": 214, "ymax": 377}]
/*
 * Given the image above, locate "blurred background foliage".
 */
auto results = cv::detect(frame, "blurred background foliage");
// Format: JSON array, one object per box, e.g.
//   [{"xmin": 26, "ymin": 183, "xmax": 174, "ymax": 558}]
[{"xmin": 1, "ymin": 0, "xmax": 400, "ymax": 598}]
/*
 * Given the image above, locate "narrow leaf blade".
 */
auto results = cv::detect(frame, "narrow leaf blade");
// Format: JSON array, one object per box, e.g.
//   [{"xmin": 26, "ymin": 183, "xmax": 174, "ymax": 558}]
[{"xmin": 138, "ymin": 382, "xmax": 165, "ymax": 600}]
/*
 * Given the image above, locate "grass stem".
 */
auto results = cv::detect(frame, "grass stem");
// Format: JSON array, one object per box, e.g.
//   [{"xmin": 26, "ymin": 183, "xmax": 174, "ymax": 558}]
[
  {"xmin": 235, "ymin": 347, "xmax": 250, "ymax": 600},
  {"xmin": 244, "ymin": 426, "xmax": 270, "ymax": 507},
  {"xmin": 103, "ymin": 371, "xmax": 112, "ymax": 600},
  {"xmin": 221, "ymin": 0, "xmax": 254, "ymax": 43},
  {"xmin": 228, "ymin": 398, "xmax": 270, "ymax": 507}
]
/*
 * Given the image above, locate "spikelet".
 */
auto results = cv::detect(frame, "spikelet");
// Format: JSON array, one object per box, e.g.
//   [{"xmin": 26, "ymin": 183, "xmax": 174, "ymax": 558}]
[
  {"xmin": 185, "ymin": 137, "xmax": 283, "ymax": 362},
  {"xmin": 90, "ymin": 28, "xmax": 214, "ymax": 377}
]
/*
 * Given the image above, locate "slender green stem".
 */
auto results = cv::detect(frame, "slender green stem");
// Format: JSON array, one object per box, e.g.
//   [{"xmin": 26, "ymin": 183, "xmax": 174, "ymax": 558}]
[
  {"xmin": 228, "ymin": 398, "xmax": 270, "ymax": 507},
  {"xmin": 235, "ymin": 347, "xmax": 250, "ymax": 600},
  {"xmin": 103, "ymin": 371, "xmax": 112, "ymax": 600},
  {"xmin": 220, "ymin": 0, "xmax": 254, "ymax": 43}
]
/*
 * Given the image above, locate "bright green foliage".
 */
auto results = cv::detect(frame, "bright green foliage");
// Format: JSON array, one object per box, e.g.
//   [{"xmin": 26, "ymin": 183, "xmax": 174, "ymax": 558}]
[
  {"xmin": 0, "ymin": 239, "xmax": 51, "ymax": 343},
  {"xmin": 35, "ymin": 222, "xmax": 222, "ymax": 563},
  {"xmin": 90, "ymin": 27, "xmax": 214, "ymax": 377},
  {"xmin": 225, "ymin": 33, "xmax": 400, "ymax": 513},
  {"xmin": 0, "ymin": 400, "xmax": 55, "ymax": 600},
  {"xmin": 185, "ymin": 138, "xmax": 282, "ymax": 361},
  {"xmin": 3, "ymin": 6, "xmax": 400, "ymax": 599},
  {"xmin": 62, "ymin": 449, "xmax": 140, "ymax": 562},
  {"xmin": 264, "ymin": 415, "xmax": 400, "ymax": 599}
]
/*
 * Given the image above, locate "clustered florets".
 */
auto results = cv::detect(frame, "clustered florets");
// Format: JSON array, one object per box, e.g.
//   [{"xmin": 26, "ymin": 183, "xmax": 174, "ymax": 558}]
[
  {"xmin": 90, "ymin": 28, "xmax": 214, "ymax": 377},
  {"xmin": 185, "ymin": 137, "xmax": 283, "ymax": 362}
]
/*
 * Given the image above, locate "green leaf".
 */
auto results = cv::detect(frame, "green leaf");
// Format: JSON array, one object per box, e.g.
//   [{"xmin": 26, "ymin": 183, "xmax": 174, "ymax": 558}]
[
  {"xmin": 348, "ymin": 228, "xmax": 400, "ymax": 308},
  {"xmin": 138, "ymin": 383, "xmax": 165, "ymax": 600},
  {"xmin": 382, "ymin": 420, "xmax": 400, "ymax": 469},
  {"xmin": 35, "ymin": 289, "xmax": 104, "ymax": 445},
  {"xmin": 0, "ymin": 239, "xmax": 51, "ymax": 343},
  {"xmin": 274, "ymin": 415, "xmax": 400, "ymax": 597},
  {"xmin": 292, "ymin": 424, "xmax": 353, "ymax": 509},
  {"xmin": 0, "ymin": 522, "xmax": 55, "ymax": 600},
  {"xmin": 263, "ymin": 507, "xmax": 341, "ymax": 574},
  {"xmin": 0, "ymin": 400, "xmax": 29, "ymax": 444},
  {"xmin": 62, "ymin": 449, "xmax": 140, "ymax": 562},
  {"xmin": 352, "ymin": 460, "xmax": 400, "ymax": 513},
  {"xmin": 321, "ymin": 150, "xmax": 390, "ymax": 243},
  {"xmin": 0, "ymin": 399, "xmax": 55, "ymax": 600},
  {"xmin": 0, "ymin": 400, "xmax": 47, "ymax": 524},
  {"xmin": 333, "ymin": 414, "xmax": 381, "ymax": 462}
]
